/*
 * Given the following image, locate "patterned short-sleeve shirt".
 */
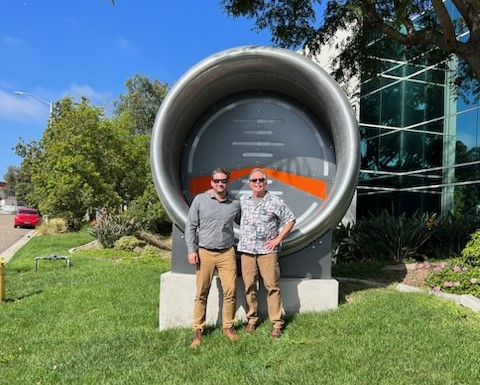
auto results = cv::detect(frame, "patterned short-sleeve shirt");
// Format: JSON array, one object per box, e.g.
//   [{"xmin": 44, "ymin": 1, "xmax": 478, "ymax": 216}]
[{"xmin": 237, "ymin": 191, "xmax": 295, "ymax": 254}]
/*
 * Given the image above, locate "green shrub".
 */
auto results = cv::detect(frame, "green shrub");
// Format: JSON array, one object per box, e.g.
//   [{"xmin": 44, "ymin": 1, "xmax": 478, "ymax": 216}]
[
  {"xmin": 114, "ymin": 235, "xmax": 142, "ymax": 251},
  {"xmin": 333, "ymin": 210, "xmax": 432, "ymax": 263},
  {"xmin": 332, "ymin": 222, "xmax": 357, "ymax": 263},
  {"xmin": 426, "ymin": 258, "xmax": 480, "ymax": 297},
  {"xmin": 36, "ymin": 218, "xmax": 69, "ymax": 235},
  {"xmin": 427, "ymin": 229, "xmax": 480, "ymax": 297},
  {"xmin": 333, "ymin": 211, "xmax": 480, "ymax": 264},
  {"xmin": 90, "ymin": 214, "xmax": 142, "ymax": 248},
  {"xmin": 460, "ymin": 229, "xmax": 480, "ymax": 267},
  {"xmin": 420, "ymin": 212, "xmax": 480, "ymax": 259},
  {"xmin": 141, "ymin": 244, "xmax": 162, "ymax": 258},
  {"xmin": 126, "ymin": 181, "xmax": 172, "ymax": 234}
]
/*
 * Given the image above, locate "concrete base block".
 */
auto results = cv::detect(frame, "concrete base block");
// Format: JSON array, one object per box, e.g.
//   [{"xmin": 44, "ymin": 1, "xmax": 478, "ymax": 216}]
[{"xmin": 159, "ymin": 271, "xmax": 339, "ymax": 330}]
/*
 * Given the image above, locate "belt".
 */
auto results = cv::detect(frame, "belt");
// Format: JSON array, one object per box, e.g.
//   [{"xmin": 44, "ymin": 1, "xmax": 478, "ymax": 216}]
[{"xmin": 201, "ymin": 246, "xmax": 231, "ymax": 252}]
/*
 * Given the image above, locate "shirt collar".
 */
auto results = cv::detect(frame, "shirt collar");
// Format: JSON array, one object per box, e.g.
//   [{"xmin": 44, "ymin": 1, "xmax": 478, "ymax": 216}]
[{"xmin": 206, "ymin": 189, "xmax": 232, "ymax": 202}]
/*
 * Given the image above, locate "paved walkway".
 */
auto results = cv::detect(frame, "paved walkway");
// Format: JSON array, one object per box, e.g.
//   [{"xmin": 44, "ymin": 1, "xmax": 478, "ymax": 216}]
[{"xmin": 0, "ymin": 213, "xmax": 35, "ymax": 263}]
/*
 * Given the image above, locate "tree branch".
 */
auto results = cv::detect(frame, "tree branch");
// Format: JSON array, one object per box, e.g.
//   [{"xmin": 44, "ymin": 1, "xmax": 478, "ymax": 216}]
[
  {"xmin": 431, "ymin": 0, "xmax": 457, "ymax": 50},
  {"xmin": 452, "ymin": 0, "xmax": 480, "ymax": 43},
  {"xmin": 454, "ymin": 0, "xmax": 480, "ymax": 14},
  {"xmin": 362, "ymin": 1, "xmax": 443, "ymax": 47}
]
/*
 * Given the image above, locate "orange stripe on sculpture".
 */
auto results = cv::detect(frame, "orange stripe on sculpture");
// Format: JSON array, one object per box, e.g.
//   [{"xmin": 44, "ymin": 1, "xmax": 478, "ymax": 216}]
[
  {"xmin": 263, "ymin": 168, "xmax": 326, "ymax": 199},
  {"xmin": 188, "ymin": 166, "xmax": 327, "ymax": 199}
]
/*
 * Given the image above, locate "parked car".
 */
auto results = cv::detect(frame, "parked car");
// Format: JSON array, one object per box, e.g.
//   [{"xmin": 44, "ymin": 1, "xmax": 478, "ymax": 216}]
[{"xmin": 14, "ymin": 208, "xmax": 41, "ymax": 228}]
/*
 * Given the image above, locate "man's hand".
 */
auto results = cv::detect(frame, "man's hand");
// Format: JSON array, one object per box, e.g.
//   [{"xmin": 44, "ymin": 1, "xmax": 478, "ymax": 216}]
[
  {"xmin": 188, "ymin": 252, "xmax": 199, "ymax": 265},
  {"xmin": 264, "ymin": 238, "xmax": 281, "ymax": 251}
]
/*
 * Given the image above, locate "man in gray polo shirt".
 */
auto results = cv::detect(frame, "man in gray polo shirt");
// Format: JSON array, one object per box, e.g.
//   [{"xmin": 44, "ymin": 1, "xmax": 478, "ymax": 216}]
[{"xmin": 185, "ymin": 167, "xmax": 241, "ymax": 348}]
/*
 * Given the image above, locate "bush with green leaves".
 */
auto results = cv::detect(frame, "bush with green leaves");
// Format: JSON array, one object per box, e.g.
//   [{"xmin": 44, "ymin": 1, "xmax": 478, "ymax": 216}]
[
  {"xmin": 333, "ymin": 211, "xmax": 480, "ymax": 264},
  {"xmin": 114, "ymin": 235, "xmax": 142, "ymax": 251},
  {"xmin": 426, "ymin": 259, "xmax": 480, "ymax": 297},
  {"xmin": 420, "ymin": 212, "xmax": 480, "ymax": 260},
  {"xmin": 126, "ymin": 181, "xmax": 172, "ymax": 234},
  {"xmin": 426, "ymin": 229, "xmax": 480, "ymax": 297},
  {"xmin": 333, "ymin": 210, "xmax": 433, "ymax": 263},
  {"xmin": 460, "ymin": 229, "xmax": 480, "ymax": 267},
  {"xmin": 332, "ymin": 221, "xmax": 357, "ymax": 264},
  {"xmin": 90, "ymin": 214, "xmax": 142, "ymax": 248},
  {"xmin": 141, "ymin": 244, "xmax": 162, "ymax": 258}
]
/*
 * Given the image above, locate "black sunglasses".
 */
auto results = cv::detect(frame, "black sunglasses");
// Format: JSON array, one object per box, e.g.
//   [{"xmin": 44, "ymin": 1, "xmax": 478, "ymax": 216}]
[
  {"xmin": 212, "ymin": 179, "xmax": 228, "ymax": 184},
  {"xmin": 249, "ymin": 178, "xmax": 266, "ymax": 183}
]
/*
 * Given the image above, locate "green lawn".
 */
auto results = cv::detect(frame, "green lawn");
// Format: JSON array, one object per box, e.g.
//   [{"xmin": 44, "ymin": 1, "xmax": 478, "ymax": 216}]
[{"xmin": 1, "ymin": 232, "xmax": 480, "ymax": 384}]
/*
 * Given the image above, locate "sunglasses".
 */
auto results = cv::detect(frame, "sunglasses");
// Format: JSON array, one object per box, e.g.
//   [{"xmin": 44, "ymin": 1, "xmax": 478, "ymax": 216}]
[
  {"xmin": 212, "ymin": 179, "xmax": 228, "ymax": 184},
  {"xmin": 249, "ymin": 178, "xmax": 266, "ymax": 183}
]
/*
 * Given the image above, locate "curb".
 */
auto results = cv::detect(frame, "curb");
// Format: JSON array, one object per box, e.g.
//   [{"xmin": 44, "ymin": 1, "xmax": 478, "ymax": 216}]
[
  {"xmin": 336, "ymin": 277, "xmax": 480, "ymax": 313},
  {"xmin": 396, "ymin": 283, "xmax": 480, "ymax": 312},
  {"xmin": 1, "ymin": 230, "xmax": 36, "ymax": 264}
]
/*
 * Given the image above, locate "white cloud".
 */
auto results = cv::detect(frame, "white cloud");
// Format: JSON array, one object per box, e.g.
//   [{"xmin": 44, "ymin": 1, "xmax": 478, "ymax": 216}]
[
  {"xmin": 65, "ymin": 84, "xmax": 114, "ymax": 114},
  {"xmin": 0, "ymin": 89, "xmax": 49, "ymax": 123},
  {"xmin": 0, "ymin": 84, "xmax": 115, "ymax": 124},
  {"xmin": 1, "ymin": 35, "xmax": 26, "ymax": 47}
]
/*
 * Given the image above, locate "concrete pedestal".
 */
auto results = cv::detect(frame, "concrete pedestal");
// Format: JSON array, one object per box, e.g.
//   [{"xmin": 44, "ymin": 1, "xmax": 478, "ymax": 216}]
[{"xmin": 159, "ymin": 271, "xmax": 338, "ymax": 330}]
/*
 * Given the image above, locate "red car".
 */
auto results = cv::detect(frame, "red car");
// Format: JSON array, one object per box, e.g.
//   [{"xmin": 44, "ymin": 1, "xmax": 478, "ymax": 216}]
[{"xmin": 14, "ymin": 208, "xmax": 41, "ymax": 229}]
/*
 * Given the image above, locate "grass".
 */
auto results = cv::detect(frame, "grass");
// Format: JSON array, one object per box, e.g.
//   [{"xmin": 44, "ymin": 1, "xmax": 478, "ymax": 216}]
[{"xmin": 2, "ymin": 231, "xmax": 480, "ymax": 384}]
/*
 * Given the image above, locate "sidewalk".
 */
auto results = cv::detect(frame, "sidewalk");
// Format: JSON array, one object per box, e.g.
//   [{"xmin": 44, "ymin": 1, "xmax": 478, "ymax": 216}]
[{"xmin": 1, "ymin": 230, "xmax": 35, "ymax": 264}]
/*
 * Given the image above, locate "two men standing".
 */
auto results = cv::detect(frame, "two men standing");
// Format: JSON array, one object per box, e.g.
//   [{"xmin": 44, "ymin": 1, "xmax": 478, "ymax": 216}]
[{"xmin": 185, "ymin": 167, "xmax": 295, "ymax": 347}]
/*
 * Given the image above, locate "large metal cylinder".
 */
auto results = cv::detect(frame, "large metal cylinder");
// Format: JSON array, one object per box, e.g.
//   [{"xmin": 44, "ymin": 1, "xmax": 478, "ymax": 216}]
[{"xmin": 151, "ymin": 46, "xmax": 359, "ymax": 256}]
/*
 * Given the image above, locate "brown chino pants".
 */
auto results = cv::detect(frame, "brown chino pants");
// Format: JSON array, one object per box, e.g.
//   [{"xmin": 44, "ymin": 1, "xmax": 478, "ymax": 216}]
[
  {"xmin": 241, "ymin": 252, "xmax": 285, "ymax": 329},
  {"xmin": 193, "ymin": 247, "xmax": 237, "ymax": 331}
]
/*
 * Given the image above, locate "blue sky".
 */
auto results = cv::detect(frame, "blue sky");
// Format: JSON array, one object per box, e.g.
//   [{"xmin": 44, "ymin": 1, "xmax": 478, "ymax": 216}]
[
  {"xmin": 2, "ymin": 1, "xmax": 479, "ymax": 181},
  {"xmin": 0, "ymin": 0, "xmax": 273, "ymax": 180}
]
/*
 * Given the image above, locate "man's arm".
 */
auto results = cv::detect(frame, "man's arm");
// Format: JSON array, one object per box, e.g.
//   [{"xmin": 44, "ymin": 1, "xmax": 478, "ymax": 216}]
[
  {"xmin": 264, "ymin": 220, "xmax": 295, "ymax": 251},
  {"xmin": 185, "ymin": 197, "xmax": 200, "ymax": 265}
]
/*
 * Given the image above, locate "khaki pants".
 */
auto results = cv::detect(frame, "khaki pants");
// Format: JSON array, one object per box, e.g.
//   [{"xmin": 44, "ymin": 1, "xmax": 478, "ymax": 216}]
[
  {"xmin": 193, "ymin": 247, "xmax": 237, "ymax": 331},
  {"xmin": 241, "ymin": 252, "xmax": 284, "ymax": 329}
]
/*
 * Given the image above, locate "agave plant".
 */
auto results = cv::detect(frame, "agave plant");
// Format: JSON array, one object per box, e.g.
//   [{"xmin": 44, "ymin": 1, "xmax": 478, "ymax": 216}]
[{"xmin": 90, "ymin": 213, "xmax": 142, "ymax": 248}]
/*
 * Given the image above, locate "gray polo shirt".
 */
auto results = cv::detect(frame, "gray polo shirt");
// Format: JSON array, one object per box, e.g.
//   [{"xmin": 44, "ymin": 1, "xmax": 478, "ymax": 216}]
[{"xmin": 184, "ymin": 190, "xmax": 241, "ymax": 253}]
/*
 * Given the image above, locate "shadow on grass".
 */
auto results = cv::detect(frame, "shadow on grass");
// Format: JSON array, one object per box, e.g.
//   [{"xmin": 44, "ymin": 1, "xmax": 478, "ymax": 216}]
[
  {"xmin": 4, "ymin": 290, "xmax": 44, "ymax": 302},
  {"xmin": 333, "ymin": 261, "xmax": 409, "ymax": 305}
]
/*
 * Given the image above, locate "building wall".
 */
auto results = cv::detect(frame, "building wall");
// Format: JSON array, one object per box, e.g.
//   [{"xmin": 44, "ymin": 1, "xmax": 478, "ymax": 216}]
[
  {"xmin": 305, "ymin": 13, "xmax": 473, "ymax": 219},
  {"xmin": 357, "ymin": 51, "xmax": 453, "ymax": 217}
]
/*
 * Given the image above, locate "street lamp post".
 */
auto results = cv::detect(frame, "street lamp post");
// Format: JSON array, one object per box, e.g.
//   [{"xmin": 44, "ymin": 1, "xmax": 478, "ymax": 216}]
[{"xmin": 14, "ymin": 91, "xmax": 53, "ymax": 121}]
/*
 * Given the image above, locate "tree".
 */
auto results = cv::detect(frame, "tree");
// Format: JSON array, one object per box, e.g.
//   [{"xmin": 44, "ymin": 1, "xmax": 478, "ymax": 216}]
[
  {"xmin": 14, "ymin": 139, "xmax": 43, "ymax": 206},
  {"xmin": 28, "ymin": 97, "xmax": 151, "ymax": 228},
  {"xmin": 221, "ymin": 0, "xmax": 480, "ymax": 99},
  {"xmin": 114, "ymin": 73, "xmax": 169, "ymax": 134},
  {"xmin": 112, "ymin": 73, "xmax": 172, "ymax": 231},
  {"xmin": 3, "ymin": 165, "xmax": 19, "ymax": 197},
  {"xmin": 127, "ymin": 178, "xmax": 171, "ymax": 234}
]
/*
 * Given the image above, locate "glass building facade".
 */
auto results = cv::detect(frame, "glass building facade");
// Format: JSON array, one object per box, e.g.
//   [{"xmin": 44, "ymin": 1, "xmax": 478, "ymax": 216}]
[
  {"xmin": 308, "ymin": 1, "xmax": 480, "ymax": 220},
  {"xmin": 357, "ymin": 50, "xmax": 456, "ymax": 218},
  {"xmin": 356, "ymin": 2, "xmax": 480, "ymax": 219}
]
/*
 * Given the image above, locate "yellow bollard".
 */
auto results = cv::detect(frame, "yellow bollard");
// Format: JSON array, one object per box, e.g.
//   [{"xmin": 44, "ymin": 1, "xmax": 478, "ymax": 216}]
[{"xmin": 0, "ymin": 257, "xmax": 5, "ymax": 303}]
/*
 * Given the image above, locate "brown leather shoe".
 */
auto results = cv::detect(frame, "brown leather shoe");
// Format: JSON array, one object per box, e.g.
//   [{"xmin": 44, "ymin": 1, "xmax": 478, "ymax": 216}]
[
  {"xmin": 190, "ymin": 329, "xmax": 202, "ymax": 348},
  {"xmin": 245, "ymin": 323, "xmax": 256, "ymax": 334},
  {"xmin": 270, "ymin": 328, "xmax": 282, "ymax": 338},
  {"xmin": 223, "ymin": 327, "xmax": 240, "ymax": 341}
]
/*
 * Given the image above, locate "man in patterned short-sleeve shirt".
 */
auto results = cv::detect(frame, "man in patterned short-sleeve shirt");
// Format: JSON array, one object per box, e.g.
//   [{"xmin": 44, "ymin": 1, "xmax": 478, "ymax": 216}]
[{"xmin": 237, "ymin": 168, "xmax": 296, "ymax": 338}]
